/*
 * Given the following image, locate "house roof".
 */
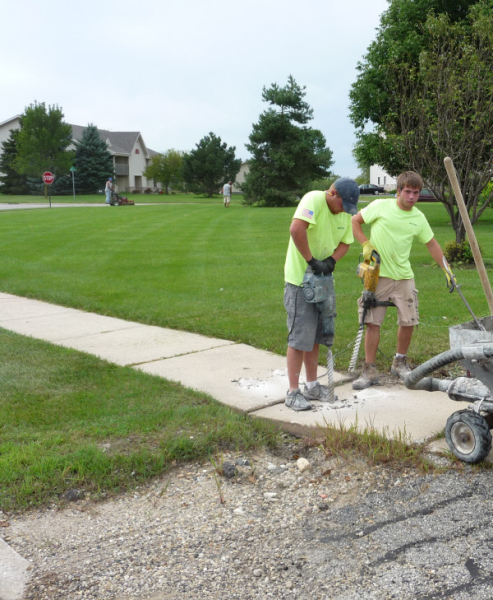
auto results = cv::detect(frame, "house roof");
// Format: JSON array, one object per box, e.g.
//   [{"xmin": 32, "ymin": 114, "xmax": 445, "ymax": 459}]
[
  {"xmin": 71, "ymin": 125, "xmax": 158, "ymax": 157},
  {"xmin": 0, "ymin": 115, "xmax": 21, "ymax": 129},
  {"xmin": 1, "ymin": 116, "xmax": 158, "ymax": 157}
]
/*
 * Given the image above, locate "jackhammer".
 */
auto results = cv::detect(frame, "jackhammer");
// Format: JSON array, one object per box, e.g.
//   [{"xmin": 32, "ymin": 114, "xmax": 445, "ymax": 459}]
[
  {"xmin": 302, "ymin": 267, "xmax": 337, "ymax": 402},
  {"xmin": 348, "ymin": 251, "xmax": 395, "ymax": 372}
]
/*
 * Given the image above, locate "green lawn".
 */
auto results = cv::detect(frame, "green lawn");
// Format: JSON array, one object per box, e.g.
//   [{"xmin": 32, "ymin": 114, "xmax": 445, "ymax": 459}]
[
  {"xmin": 0, "ymin": 199, "xmax": 491, "ymax": 370},
  {"xmin": 0, "ymin": 192, "xmax": 231, "ymax": 205},
  {"xmin": 0, "ymin": 328, "xmax": 279, "ymax": 511}
]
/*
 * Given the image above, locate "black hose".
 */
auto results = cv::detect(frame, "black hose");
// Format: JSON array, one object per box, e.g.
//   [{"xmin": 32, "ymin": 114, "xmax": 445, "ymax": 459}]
[{"xmin": 404, "ymin": 344, "xmax": 493, "ymax": 391}]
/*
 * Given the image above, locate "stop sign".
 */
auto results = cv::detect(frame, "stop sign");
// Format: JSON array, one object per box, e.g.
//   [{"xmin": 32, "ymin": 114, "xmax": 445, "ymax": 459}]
[{"xmin": 43, "ymin": 172, "xmax": 54, "ymax": 185}]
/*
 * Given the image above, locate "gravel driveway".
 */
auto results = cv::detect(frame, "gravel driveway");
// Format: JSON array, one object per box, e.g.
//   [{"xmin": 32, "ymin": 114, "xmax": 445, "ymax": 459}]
[{"xmin": 3, "ymin": 438, "xmax": 493, "ymax": 600}]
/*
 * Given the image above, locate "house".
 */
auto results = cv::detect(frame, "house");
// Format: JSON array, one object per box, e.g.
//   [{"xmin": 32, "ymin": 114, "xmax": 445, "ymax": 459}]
[
  {"xmin": 0, "ymin": 115, "xmax": 160, "ymax": 193},
  {"xmin": 232, "ymin": 161, "xmax": 249, "ymax": 192},
  {"xmin": 370, "ymin": 165, "xmax": 396, "ymax": 191}
]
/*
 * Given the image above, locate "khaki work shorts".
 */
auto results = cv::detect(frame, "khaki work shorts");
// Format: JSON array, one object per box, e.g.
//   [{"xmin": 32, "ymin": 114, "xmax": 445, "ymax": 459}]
[{"xmin": 357, "ymin": 277, "xmax": 419, "ymax": 327}]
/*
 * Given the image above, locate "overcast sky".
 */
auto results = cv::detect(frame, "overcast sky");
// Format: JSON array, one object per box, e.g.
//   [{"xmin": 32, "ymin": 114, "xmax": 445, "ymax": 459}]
[{"xmin": 2, "ymin": 0, "xmax": 388, "ymax": 178}]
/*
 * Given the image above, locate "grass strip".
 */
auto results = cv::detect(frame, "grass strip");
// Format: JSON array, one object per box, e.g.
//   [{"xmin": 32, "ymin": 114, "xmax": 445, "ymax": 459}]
[{"xmin": 0, "ymin": 328, "xmax": 279, "ymax": 512}]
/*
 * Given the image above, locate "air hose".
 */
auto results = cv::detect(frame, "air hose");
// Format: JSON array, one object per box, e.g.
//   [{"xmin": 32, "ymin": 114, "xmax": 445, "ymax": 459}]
[{"xmin": 404, "ymin": 344, "xmax": 493, "ymax": 391}]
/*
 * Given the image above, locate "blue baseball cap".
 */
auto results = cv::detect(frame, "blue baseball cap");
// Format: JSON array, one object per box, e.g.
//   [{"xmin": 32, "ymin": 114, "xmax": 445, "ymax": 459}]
[{"xmin": 333, "ymin": 178, "xmax": 359, "ymax": 215}]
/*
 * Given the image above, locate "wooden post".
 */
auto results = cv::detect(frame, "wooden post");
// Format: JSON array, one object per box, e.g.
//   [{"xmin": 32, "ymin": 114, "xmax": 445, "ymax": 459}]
[{"xmin": 444, "ymin": 156, "xmax": 493, "ymax": 314}]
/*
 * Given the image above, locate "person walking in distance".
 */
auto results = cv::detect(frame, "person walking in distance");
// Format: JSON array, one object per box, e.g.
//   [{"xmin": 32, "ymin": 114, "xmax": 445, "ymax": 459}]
[
  {"xmin": 351, "ymin": 171, "xmax": 454, "ymax": 390},
  {"xmin": 222, "ymin": 180, "xmax": 232, "ymax": 207},
  {"xmin": 284, "ymin": 178, "xmax": 359, "ymax": 411}
]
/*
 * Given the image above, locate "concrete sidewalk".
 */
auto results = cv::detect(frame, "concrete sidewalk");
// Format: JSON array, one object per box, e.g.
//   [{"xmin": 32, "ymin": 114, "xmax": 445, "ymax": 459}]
[
  {"xmin": 0, "ymin": 292, "xmax": 460, "ymax": 600},
  {"xmin": 0, "ymin": 292, "xmax": 458, "ymax": 440}
]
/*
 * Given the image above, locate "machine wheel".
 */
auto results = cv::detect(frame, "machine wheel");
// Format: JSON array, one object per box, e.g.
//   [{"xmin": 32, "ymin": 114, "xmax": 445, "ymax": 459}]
[
  {"xmin": 374, "ymin": 190, "xmax": 379, "ymax": 195},
  {"xmin": 445, "ymin": 410, "xmax": 492, "ymax": 463}
]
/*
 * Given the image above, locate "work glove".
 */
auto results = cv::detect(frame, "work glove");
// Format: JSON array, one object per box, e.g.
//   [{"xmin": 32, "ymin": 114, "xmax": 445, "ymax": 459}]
[
  {"xmin": 308, "ymin": 257, "xmax": 331, "ymax": 276},
  {"xmin": 442, "ymin": 266, "xmax": 456, "ymax": 293},
  {"xmin": 362, "ymin": 241, "xmax": 377, "ymax": 261},
  {"xmin": 323, "ymin": 256, "xmax": 336, "ymax": 274}
]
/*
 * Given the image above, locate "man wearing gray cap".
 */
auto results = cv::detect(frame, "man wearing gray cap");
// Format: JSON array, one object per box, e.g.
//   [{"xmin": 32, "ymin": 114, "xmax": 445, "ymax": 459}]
[{"xmin": 284, "ymin": 178, "xmax": 359, "ymax": 411}]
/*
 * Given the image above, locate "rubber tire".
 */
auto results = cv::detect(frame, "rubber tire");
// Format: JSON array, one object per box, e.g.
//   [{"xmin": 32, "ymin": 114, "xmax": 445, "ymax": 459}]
[
  {"xmin": 374, "ymin": 190, "xmax": 379, "ymax": 195},
  {"xmin": 445, "ymin": 410, "xmax": 492, "ymax": 463}
]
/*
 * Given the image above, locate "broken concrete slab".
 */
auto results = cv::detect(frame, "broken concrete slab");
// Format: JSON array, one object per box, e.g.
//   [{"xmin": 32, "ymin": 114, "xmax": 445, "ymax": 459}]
[
  {"xmin": 137, "ymin": 344, "xmax": 348, "ymax": 413},
  {"xmin": 251, "ymin": 381, "xmax": 460, "ymax": 443}
]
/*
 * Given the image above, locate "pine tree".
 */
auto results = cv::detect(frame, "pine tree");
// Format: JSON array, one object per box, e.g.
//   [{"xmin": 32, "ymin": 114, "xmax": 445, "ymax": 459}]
[
  {"xmin": 243, "ymin": 76, "xmax": 333, "ymax": 207},
  {"xmin": 182, "ymin": 133, "xmax": 241, "ymax": 197},
  {"xmin": 74, "ymin": 124, "xmax": 114, "ymax": 194},
  {"xmin": 0, "ymin": 130, "xmax": 30, "ymax": 195}
]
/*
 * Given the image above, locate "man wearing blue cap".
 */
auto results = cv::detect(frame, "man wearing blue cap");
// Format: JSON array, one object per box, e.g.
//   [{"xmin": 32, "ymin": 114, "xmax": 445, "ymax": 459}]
[
  {"xmin": 105, "ymin": 177, "xmax": 113, "ymax": 204},
  {"xmin": 284, "ymin": 178, "xmax": 359, "ymax": 411}
]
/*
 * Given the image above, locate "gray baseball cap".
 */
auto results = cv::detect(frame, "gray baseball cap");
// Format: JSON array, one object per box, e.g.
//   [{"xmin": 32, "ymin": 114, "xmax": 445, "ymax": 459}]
[{"xmin": 333, "ymin": 178, "xmax": 359, "ymax": 215}]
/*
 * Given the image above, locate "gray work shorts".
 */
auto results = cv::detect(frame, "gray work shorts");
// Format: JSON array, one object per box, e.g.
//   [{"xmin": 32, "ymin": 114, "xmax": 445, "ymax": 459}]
[{"xmin": 284, "ymin": 282, "xmax": 325, "ymax": 352}]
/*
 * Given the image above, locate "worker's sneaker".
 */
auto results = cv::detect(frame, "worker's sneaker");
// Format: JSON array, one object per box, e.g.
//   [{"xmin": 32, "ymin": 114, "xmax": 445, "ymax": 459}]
[
  {"xmin": 303, "ymin": 382, "xmax": 338, "ymax": 403},
  {"xmin": 352, "ymin": 363, "xmax": 379, "ymax": 390},
  {"xmin": 391, "ymin": 355, "xmax": 412, "ymax": 381},
  {"xmin": 285, "ymin": 389, "xmax": 312, "ymax": 411}
]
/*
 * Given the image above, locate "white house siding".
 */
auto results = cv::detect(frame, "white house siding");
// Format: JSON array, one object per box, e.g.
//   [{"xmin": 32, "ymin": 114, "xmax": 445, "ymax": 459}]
[
  {"xmin": 128, "ymin": 137, "xmax": 148, "ymax": 190},
  {"xmin": 0, "ymin": 116, "xmax": 20, "ymax": 148},
  {"xmin": 370, "ymin": 165, "xmax": 396, "ymax": 191},
  {"xmin": 232, "ymin": 161, "xmax": 249, "ymax": 192}
]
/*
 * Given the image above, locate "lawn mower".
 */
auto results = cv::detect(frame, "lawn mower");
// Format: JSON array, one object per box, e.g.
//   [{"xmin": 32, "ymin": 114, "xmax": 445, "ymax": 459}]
[{"xmin": 110, "ymin": 191, "xmax": 135, "ymax": 206}]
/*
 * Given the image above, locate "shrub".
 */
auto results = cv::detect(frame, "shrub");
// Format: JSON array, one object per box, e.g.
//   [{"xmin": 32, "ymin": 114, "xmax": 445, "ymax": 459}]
[
  {"xmin": 158, "ymin": 189, "xmax": 164, "ymax": 194},
  {"xmin": 444, "ymin": 240, "xmax": 482, "ymax": 265},
  {"xmin": 133, "ymin": 189, "xmax": 141, "ymax": 194},
  {"xmin": 479, "ymin": 181, "xmax": 493, "ymax": 208},
  {"xmin": 144, "ymin": 188, "xmax": 152, "ymax": 194}
]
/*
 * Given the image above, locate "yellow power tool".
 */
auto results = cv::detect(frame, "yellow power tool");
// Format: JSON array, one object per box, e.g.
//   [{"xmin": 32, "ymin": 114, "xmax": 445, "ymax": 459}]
[
  {"xmin": 356, "ymin": 250, "xmax": 380, "ymax": 293},
  {"xmin": 349, "ymin": 250, "xmax": 394, "ymax": 372}
]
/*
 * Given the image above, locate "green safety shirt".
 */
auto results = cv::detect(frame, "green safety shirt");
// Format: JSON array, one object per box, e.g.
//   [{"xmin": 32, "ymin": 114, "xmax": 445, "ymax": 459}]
[
  {"xmin": 360, "ymin": 198, "xmax": 434, "ymax": 280},
  {"xmin": 284, "ymin": 191, "xmax": 354, "ymax": 286}
]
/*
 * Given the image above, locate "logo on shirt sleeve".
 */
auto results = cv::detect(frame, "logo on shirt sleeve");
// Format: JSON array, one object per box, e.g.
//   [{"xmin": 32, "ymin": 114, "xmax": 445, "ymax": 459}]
[{"xmin": 301, "ymin": 208, "xmax": 314, "ymax": 219}]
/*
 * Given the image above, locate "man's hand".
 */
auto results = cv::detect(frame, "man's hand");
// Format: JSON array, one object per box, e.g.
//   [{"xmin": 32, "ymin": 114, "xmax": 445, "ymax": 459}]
[
  {"xmin": 308, "ymin": 257, "xmax": 331, "ymax": 275},
  {"xmin": 443, "ymin": 266, "xmax": 456, "ymax": 293},
  {"xmin": 362, "ymin": 241, "xmax": 377, "ymax": 261},
  {"xmin": 323, "ymin": 256, "xmax": 336, "ymax": 274}
]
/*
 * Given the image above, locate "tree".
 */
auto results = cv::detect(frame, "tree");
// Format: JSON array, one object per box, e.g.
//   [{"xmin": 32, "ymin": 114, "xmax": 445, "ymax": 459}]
[
  {"xmin": 182, "ymin": 133, "xmax": 241, "ymax": 197},
  {"xmin": 72, "ymin": 124, "xmax": 114, "ymax": 194},
  {"xmin": 13, "ymin": 102, "xmax": 74, "ymax": 180},
  {"xmin": 144, "ymin": 149, "xmax": 183, "ymax": 194},
  {"xmin": 349, "ymin": 0, "xmax": 493, "ymax": 242},
  {"xmin": 0, "ymin": 130, "xmax": 30, "ymax": 195},
  {"xmin": 242, "ymin": 76, "xmax": 333, "ymax": 207}
]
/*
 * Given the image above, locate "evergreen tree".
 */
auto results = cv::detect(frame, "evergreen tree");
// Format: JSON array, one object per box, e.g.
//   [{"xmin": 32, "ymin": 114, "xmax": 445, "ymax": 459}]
[
  {"xmin": 182, "ymin": 133, "xmax": 241, "ymax": 197},
  {"xmin": 73, "ymin": 124, "xmax": 114, "ymax": 194},
  {"xmin": 0, "ymin": 130, "xmax": 30, "ymax": 195},
  {"xmin": 242, "ymin": 76, "xmax": 333, "ymax": 207}
]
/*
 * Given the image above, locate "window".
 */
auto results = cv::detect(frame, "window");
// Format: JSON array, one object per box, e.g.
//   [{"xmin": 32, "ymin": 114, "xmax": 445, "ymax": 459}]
[
  {"xmin": 378, "ymin": 177, "xmax": 380, "ymax": 185},
  {"xmin": 135, "ymin": 149, "xmax": 140, "ymax": 154}
]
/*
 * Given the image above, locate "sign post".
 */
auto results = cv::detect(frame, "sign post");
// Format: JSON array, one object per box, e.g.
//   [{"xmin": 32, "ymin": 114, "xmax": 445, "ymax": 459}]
[
  {"xmin": 42, "ymin": 172, "xmax": 55, "ymax": 207},
  {"xmin": 69, "ymin": 167, "xmax": 77, "ymax": 202}
]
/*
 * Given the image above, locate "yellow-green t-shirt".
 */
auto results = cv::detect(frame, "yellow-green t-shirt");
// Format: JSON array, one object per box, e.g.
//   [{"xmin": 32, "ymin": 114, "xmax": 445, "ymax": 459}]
[
  {"xmin": 284, "ymin": 191, "xmax": 354, "ymax": 286},
  {"xmin": 361, "ymin": 198, "xmax": 434, "ymax": 280}
]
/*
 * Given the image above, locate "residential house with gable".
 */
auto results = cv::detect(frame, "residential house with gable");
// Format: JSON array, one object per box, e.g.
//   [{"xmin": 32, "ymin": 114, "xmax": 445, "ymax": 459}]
[{"xmin": 0, "ymin": 115, "xmax": 160, "ymax": 193}]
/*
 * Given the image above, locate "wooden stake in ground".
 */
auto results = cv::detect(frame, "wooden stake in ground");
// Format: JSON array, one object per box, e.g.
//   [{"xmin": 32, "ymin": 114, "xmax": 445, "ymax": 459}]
[{"xmin": 444, "ymin": 156, "xmax": 493, "ymax": 315}]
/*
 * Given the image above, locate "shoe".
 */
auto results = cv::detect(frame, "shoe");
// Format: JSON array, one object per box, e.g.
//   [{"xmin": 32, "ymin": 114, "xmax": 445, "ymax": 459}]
[
  {"xmin": 285, "ymin": 389, "xmax": 312, "ymax": 411},
  {"xmin": 303, "ymin": 382, "xmax": 338, "ymax": 403},
  {"xmin": 352, "ymin": 363, "xmax": 379, "ymax": 390},
  {"xmin": 391, "ymin": 356, "xmax": 412, "ymax": 381}
]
